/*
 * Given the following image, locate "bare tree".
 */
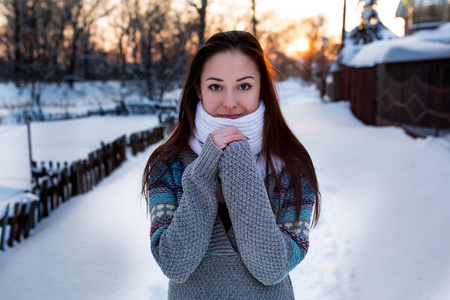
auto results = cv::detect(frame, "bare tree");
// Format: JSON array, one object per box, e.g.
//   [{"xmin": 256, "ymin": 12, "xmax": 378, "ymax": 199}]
[
  {"xmin": 111, "ymin": 0, "xmax": 190, "ymax": 102},
  {"xmin": 251, "ymin": 0, "xmax": 257, "ymax": 37},
  {"xmin": 258, "ymin": 13, "xmax": 334, "ymax": 83},
  {"xmin": 0, "ymin": 0, "xmax": 65, "ymax": 111},
  {"xmin": 188, "ymin": 0, "xmax": 208, "ymax": 45},
  {"xmin": 0, "ymin": 0, "xmax": 287, "ymax": 109},
  {"xmin": 154, "ymin": 15, "xmax": 193, "ymax": 101},
  {"xmin": 62, "ymin": 0, "xmax": 115, "ymax": 87}
]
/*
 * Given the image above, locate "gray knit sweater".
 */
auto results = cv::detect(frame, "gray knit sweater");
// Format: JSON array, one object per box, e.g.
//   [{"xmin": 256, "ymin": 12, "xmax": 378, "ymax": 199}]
[{"xmin": 148, "ymin": 136, "xmax": 315, "ymax": 299}]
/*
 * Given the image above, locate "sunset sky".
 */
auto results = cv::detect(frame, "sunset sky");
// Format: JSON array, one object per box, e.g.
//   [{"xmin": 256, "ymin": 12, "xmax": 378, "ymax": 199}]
[
  {"xmin": 252, "ymin": 0, "xmax": 404, "ymax": 38},
  {"xmin": 0, "ymin": 0, "xmax": 406, "ymax": 55}
]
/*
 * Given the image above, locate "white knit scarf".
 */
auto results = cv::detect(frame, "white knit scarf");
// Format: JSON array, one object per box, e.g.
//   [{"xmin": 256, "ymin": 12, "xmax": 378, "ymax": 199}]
[{"xmin": 189, "ymin": 101, "xmax": 281, "ymax": 178}]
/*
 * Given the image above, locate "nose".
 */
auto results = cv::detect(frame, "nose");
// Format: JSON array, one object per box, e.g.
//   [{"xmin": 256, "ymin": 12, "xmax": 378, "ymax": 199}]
[{"xmin": 222, "ymin": 91, "xmax": 238, "ymax": 108}]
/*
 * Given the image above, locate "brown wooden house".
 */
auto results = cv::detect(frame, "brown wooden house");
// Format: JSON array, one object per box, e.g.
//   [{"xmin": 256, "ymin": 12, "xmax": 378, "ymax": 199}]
[{"xmin": 332, "ymin": 22, "xmax": 450, "ymax": 139}]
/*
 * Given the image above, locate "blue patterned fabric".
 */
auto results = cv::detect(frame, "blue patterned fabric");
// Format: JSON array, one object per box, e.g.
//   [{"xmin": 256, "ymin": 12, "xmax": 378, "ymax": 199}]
[{"xmin": 148, "ymin": 136, "xmax": 315, "ymax": 299}]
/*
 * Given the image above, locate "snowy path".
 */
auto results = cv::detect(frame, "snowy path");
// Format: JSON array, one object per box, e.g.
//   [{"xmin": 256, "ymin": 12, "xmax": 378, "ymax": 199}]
[
  {"xmin": 1, "ymin": 80, "xmax": 450, "ymax": 300},
  {"xmin": 0, "ymin": 145, "xmax": 168, "ymax": 300},
  {"xmin": 280, "ymin": 82, "xmax": 450, "ymax": 300}
]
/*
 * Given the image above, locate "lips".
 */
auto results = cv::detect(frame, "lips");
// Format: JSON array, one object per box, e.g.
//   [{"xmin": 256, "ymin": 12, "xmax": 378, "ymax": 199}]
[{"xmin": 219, "ymin": 114, "xmax": 242, "ymax": 119}]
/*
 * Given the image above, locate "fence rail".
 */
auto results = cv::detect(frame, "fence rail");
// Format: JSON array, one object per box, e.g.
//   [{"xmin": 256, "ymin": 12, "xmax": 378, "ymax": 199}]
[{"xmin": 0, "ymin": 123, "xmax": 170, "ymax": 251}]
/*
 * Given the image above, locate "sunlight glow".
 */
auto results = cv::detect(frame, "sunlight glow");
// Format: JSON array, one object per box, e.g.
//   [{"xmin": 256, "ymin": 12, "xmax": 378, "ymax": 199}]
[
  {"xmin": 254, "ymin": 0, "xmax": 404, "ymax": 38},
  {"xmin": 294, "ymin": 39, "xmax": 310, "ymax": 52},
  {"xmin": 286, "ymin": 38, "xmax": 310, "ymax": 59}
]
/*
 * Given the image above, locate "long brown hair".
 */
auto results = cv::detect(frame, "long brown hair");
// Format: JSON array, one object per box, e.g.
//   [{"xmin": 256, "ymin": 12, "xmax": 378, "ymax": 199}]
[{"xmin": 142, "ymin": 31, "xmax": 320, "ymax": 227}]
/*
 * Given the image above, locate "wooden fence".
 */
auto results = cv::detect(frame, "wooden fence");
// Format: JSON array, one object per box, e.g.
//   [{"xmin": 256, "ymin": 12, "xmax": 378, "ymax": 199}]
[
  {"xmin": 376, "ymin": 59, "xmax": 450, "ymax": 135},
  {"xmin": 342, "ymin": 58, "xmax": 450, "ymax": 141},
  {"xmin": 345, "ymin": 66, "xmax": 377, "ymax": 125},
  {"xmin": 0, "ymin": 125, "xmax": 167, "ymax": 251}
]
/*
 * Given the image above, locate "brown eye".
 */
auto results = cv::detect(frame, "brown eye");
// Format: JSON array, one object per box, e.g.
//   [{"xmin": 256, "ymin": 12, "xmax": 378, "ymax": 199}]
[
  {"xmin": 208, "ymin": 84, "xmax": 222, "ymax": 91},
  {"xmin": 238, "ymin": 83, "xmax": 252, "ymax": 91}
]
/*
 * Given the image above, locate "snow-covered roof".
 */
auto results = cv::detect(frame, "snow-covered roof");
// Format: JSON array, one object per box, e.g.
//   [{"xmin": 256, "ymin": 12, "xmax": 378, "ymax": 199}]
[
  {"xmin": 345, "ymin": 23, "xmax": 450, "ymax": 67},
  {"xmin": 332, "ymin": 21, "xmax": 399, "ymax": 70},
  {"xmin": 340, "ymin": 44, "xmax": 364, "ymax": 66}
]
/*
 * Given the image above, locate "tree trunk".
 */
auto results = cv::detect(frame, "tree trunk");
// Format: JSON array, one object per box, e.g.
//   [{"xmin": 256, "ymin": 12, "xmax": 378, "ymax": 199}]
[
  {"xmin": 68, "ymin": 29, "xmax": 80, "ymax": 88},
  {"xmin": 251, "ymin": 0, "xmax": 257, "ymax": 37},
  {"xmin": 341, "ymin": 0, "xmax": 347, "ymax": 48},
  {"xmin": 13, "ymin": 0, "xmax": 22, "ymax": 85}
]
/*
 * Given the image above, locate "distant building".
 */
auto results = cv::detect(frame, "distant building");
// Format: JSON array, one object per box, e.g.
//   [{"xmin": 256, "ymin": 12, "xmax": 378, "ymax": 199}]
[
  {"xmin": 327, "ymin": 1, "xmax": 398, "ymax": 101},
  {"xmin": 396, "ymin": 0, "xmax": 450, "ymax": 34},
  {"xmin": 327, "ymin": 1, "xmax": 450, "ymax": 139},
  {"xmin": 349, "ymin": 0, "xmax": 398, "ymax": 45},
  {"xmin": 335, "ymin": 23, "xmax": 450, "ymax": 139}
]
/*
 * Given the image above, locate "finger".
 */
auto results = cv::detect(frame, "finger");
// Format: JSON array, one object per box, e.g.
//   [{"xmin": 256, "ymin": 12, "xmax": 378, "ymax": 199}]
[
  {"xmin": 215, "ymin": 125, "xmax": 245, "ymax": 139},
  {"xmin": 211, "ymin": 126, "xmax": 248, "ymax": 149},
  {"xmin": 224, "ymin": 125, "xmax": 248, "ymax": 141},
  {"xmin": 211, "ymin": 126, "xmax": 244, "ymax": 142}
]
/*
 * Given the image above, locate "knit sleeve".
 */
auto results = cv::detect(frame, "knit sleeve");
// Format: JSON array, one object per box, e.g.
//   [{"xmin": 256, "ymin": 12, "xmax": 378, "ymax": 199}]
[
  {"xmin": 149, "ymin": 136, "xmax": 222, "ymax": 283},
  {"xmin": 219, "ymin": 140, "xmax": 315, "ymax": 286}
]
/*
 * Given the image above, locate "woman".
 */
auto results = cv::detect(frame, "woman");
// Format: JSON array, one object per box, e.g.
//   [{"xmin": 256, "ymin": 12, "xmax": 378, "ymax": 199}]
[{"xmin": 142, "ymin": 30, "xmax": 320, "ymax": 299}]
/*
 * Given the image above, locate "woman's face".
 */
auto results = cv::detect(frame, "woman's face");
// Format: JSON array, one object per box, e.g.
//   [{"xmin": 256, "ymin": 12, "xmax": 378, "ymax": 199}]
[{"xmin": 198, "ymin": 50, "xmax": 261, "ymax": 119}]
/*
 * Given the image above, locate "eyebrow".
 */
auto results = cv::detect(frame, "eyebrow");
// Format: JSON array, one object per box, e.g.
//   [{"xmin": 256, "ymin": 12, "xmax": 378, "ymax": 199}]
[{"xmin": 205, "ymin": 76, "xmax": 255, "ymax": 82}]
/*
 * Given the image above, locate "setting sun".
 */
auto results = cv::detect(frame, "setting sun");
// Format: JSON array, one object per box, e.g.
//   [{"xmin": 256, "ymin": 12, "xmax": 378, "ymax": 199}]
[
  {"xmin": 294, "ymin": 39, "xmax": 310, "ymax": 52},
  {"xmin": 286, "ymin": 38, "xmax": 310, "ymax": 58}
]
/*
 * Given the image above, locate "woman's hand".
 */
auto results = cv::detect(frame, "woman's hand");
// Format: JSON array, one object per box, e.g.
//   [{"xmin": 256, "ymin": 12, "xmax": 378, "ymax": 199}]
[{"xmin": 210, "ymin": 125, "xmax": 248, "ymax": 150}]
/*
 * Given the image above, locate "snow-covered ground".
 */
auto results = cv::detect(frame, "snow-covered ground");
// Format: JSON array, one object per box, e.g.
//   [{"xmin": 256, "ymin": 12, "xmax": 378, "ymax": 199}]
[
  {"xmin": 0, "ymin": 81, "xmax": 180, "ymax": 125},
  {"xmin": 0, "ymin": 79, "xmax": 449, "ymax": 300},
  {"xmin": 0, "ymin": 115, "xmax": 159, "ymax": 213},
  {"xmin": 0, "ymin": 81, "xmax": 181, "ymax": 110}
]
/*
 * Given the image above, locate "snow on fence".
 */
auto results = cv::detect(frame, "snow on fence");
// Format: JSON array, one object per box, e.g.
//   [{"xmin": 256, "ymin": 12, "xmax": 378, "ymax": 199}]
[{"xmin": 0, "ymin": 119, "xmax": 173, "ymax": 251}]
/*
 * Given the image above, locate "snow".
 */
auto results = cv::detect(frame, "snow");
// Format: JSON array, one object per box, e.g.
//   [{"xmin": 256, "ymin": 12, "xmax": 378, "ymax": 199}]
[
  {"xmin": 339, "ymin": 43, "xmax": 365, "ymax": 66},
  {"xmin": 346, "ymin": 23, "xmax": 450, "ymax": 67},
  {"xmin": 332, "ymin": 23, "xmax": 398, "ymax": 70},
  {"xmin": 1, "ymin": 79, "xmax": 450, "ymax": 299},
  {"xmin": 0, "ymin": 144, "xmax": 168, "ymax": 300},
  {"xmin": 0, "ymin": 116, "xmax": 159, "ymax": 214},
  {"xmin": 0, "ymin": 81, "xmax": 180, "ymax": 121},
  {"xmin": 0, "ymin": 81, "xmax": 122, "ymax": 109}
]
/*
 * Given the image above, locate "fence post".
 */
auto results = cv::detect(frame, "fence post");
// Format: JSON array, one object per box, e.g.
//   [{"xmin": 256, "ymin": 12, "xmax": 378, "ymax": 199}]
[
  {"xmin": 0, "ymin": 204, "xmax": 10, "ymax": 250},
  {"xmin": 97, "ymin": 149, "xmax": 105, "ymax": 181},
  {"xmin": 101, "ymin": 143, "xmax": 111, "ymax": 177},
  {"xmin": 84, "ymin": 159, "xmax": 90, "ymax": 192},
  {"xmin": 41, "ymin": 180, "xmax": 49, "ymax": 218},
  {"xmin": 87, "ymin": 157, "xmax": 92, "ymax": 191},
  {"xmin": 88, "ymin": 152, "xmax": 96, "ymax": 187},
  {"xmin": 14, "ymin": 202, "xmax": 28, "ymax": 243},
  {"xmin": 70, "ymin": 162, "xmax": 77, "ymax": 196},
  {"xmin": 60, "ymin": 165, "xmax": 68, "ymax": 202},
  {"xmin": 130, "ymin": 134, "xmax": 137, "ymax": 156},
  {"xmin": 108, "ymin": 143, "xmax": 113, "ymax": 173},
  {"xmin": 7, "ymin": 203, "xmax": 20, "ymax": 247},
  {"xmin": 112, "ymin": 140, "xmax": 118, "ymax": 170},
  {"xmin": 80, "ymin": 160, "xmax": 86, "ymax": 194},
  {"xmin": 76, "ymin": 161, "xmax": 83, "ymax": 195},
  {"xmin": 121, "ymin": 136, "xmax": 127, "ymax": 163},
  {"xmin": 54, "ymin": 177, "xmax": 60, "ymax": 209},
  {"xmin": 82, "ymin": 159, "xmax": 88, "ymax": 192},
  {"xmin": 49, "ymin": 177, "xmax": 56, "ymax": 211},
  {"xmin": 23, "ymin": 201, "xmax": 37, "ymax": 239}
]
